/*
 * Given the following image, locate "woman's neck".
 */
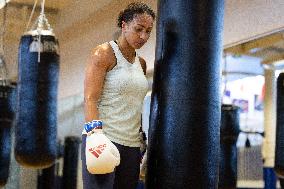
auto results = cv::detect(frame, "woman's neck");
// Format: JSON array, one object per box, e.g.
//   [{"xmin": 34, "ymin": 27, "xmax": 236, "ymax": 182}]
[{"xmin": 117, "ymin": 37, "xmax": 136, "ymax": 62}]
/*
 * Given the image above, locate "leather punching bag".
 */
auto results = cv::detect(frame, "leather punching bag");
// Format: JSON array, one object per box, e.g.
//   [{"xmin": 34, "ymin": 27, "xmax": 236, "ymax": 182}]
[
  {"xmin": 275, "ymin": 73, "xmax": 284, "ymax": 178},
  {"xmin": 146, "ymin": 1, "xmax": 225, "ymax": 188},
  {"xmin": 37, "ymin": 141, "xmax": 64, "ymax": 189},
  {"xmin": 280, "ymin": 178, "xmax": 284, "ymax": 189},
  {"xmin": 219, "ymin": 104, "xmax": 240, "ymax": 189},
  {"xmin": 0, "ymin": 84, "xmax": 15, "ymax": 186},
  {"xmin": 62, "ymin": 136, "xmax": 80, "ymax": 189},
  {"xmin": 15, "ymin": 33, "xmax": 59, "ymax": 168}
]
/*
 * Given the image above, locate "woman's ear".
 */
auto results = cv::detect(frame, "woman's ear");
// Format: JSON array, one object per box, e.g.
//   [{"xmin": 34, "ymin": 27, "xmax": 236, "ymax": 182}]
[{"xmin": 121, "ymin": 21, "xmax": 127, "ymax": 31}]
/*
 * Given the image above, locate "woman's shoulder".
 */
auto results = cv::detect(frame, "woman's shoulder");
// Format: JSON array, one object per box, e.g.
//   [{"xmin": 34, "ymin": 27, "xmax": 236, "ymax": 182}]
[
  {"xmin": 91, "ymin": 42, "xmax": 114, "ymax": 60},
  {"xmin": 89, "ymin": 42, "xmax": 116, "ymax": 68}
]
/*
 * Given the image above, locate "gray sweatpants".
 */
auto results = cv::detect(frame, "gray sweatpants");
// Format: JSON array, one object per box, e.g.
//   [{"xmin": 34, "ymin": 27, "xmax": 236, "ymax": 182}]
[{"xmin": 81, "ymin": 134, "xmax": 141, "ymax": 189}]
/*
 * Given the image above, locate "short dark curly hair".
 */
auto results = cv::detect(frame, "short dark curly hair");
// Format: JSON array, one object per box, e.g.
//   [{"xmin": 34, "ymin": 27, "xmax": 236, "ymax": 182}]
[{"xmin": 117, "ymin": 2, "xmax": 155, "ymax": 28}]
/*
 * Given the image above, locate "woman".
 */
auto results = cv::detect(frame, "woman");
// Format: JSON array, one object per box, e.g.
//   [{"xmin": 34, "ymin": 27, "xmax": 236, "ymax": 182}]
[{"xmin": 82, "ymin": 2, "xmax": 155, "ymax": 189}]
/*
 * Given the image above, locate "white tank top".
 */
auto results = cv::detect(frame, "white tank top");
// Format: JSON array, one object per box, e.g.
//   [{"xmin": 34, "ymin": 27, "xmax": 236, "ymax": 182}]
[{"xmin": 84, "ymin": 41, "xmax": 148, "ymax": 147}]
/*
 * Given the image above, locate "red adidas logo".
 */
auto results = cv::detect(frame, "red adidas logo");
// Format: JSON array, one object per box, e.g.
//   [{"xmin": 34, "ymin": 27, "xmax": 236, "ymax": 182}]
[{"xmin": 89, "ymin": 144, "xmax": 107, "ymax": 158}]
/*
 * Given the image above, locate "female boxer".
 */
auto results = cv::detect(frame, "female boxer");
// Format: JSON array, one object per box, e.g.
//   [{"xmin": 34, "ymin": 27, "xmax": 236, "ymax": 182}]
[{"xmin": 82, "ymin": 2, "xmax": 155, "ymax": 189}]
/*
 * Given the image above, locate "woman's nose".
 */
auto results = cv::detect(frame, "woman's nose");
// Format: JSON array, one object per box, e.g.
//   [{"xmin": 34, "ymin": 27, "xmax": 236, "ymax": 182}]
[{"xmin": 140, "ymin": 32, "xmax": 149, "ymax": 40}]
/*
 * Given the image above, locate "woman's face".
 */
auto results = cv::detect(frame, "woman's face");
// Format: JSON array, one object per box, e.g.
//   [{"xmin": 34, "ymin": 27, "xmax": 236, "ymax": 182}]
[{"xmin": 122, "ymin": 13, "xmax": 154, "ymax": 49}]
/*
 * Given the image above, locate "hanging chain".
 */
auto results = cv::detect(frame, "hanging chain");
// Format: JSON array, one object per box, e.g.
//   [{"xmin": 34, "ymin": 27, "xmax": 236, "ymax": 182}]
[
  {"xmin": 25, "ymin": 0, "xmax": 38, "ymax": 32},
  {"xmin": 28, "ymin": 0, "xmax": 52, "ymax": 32},
  {"xmin": 37, "ymin": 0, "xmax": 45, "ymax": 62},
  {"xmin": 26, "ymin": 0, "xmax": 53, "ymax": 33},
  {"xmin": 25, "ymin": 0, "xmax": 54, "ymax": 62}
]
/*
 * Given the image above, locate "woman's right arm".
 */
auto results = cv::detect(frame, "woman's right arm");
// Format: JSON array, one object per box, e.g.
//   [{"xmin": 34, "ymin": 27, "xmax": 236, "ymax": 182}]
[{"xmin": 84, "ymin": 45, "xmax": 110, "ymax": 123}]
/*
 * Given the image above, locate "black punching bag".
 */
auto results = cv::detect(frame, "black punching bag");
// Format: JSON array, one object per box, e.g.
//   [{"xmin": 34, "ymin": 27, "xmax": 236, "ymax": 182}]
[
  {"xmin": 62, "ymin": 136, "xmax": 80, "ymax": 189},
  {"xmin": 15, "ymin": 33, "xmax": 59, "ymax": 168},
  {"xmin": 37, "ymin": 163, "xmax": 57, "ymax": 189},
  {"xmin": 146, "ymin": 1, "xmax": 224, "ymax": 189},
  {"xmin": 275, "ymin": 73, "xmax": 284, "ymax": 178},
  {"xmin": 37, "ymin": 141, "xmax": 64, "ymax": 189},
  {"xmin": 280, "ymin": 178, "xmax": 284, "ymax": 189},
  {"xmin": 0, "ymin": 83, "xmax": 16, "ymax": 187},
  {"xmin": 219, "ymin": 104, "xmax": 240, "ymax": 189}
]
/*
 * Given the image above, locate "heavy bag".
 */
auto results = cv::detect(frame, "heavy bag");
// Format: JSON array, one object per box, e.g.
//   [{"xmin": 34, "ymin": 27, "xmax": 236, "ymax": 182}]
[
  {"xmin": 37, "ymin": 163, "xmax": 56, "ymax": 189},
  {"xmin": 0, "ymin": 126, "xmax": 11, "ymax": 187},
  {"xmin": 275, "ymin": 73, "xmax": 284, "ymax": 178},
  {"xmin": 62, "ymin": 136, "xmax": 80, "ymax": 189},
  {"xmin": 15, "ymin": 34, "xmax": 59, "ymax": 168},
  {"xmin": 146, "ymin": 0, "xmax": 225, "ymax": 188},
  {"xmin": 0, "ymin": 85, "xmax": 14, "ymax": 127},
  {"xmin": 37, "ymin": 141, "xmax": 64, "ymax": 189},
  {"xmin": 280, "ymin": 178, "xmax": 284, "ymax": 189},
  {"xmin": 219, "ymin": 104, "xmax": 240, "ymax": 189},
  {"xmin": 0, "ymin": 85, "xmax": 16, "ymax": 186}
]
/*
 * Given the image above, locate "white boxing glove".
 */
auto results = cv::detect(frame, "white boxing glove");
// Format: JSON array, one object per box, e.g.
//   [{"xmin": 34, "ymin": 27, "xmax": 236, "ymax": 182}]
[{"xmin": 85, "ymin": 123, "xmax": 120, "ymax": 174}]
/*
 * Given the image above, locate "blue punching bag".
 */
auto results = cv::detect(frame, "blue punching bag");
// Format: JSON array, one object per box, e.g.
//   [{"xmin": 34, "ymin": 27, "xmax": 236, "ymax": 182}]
[
  {"xmin": 0, "ymin": 83, "xmax": 16, "ymax": 187},
  {"xmin": 146, "ymin": 0, "xmax": 225, "ymax": 188},
  {"xmin": 15, "ymin": 32, "xmax": 59, "ymax": 168},
  {"xmin": 275, "ymin": 73, "xmax": 284, "ymax": 178},
  {"xmin": 219, "ymin": 104, "xmax": 240, "ymax": 189}
]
